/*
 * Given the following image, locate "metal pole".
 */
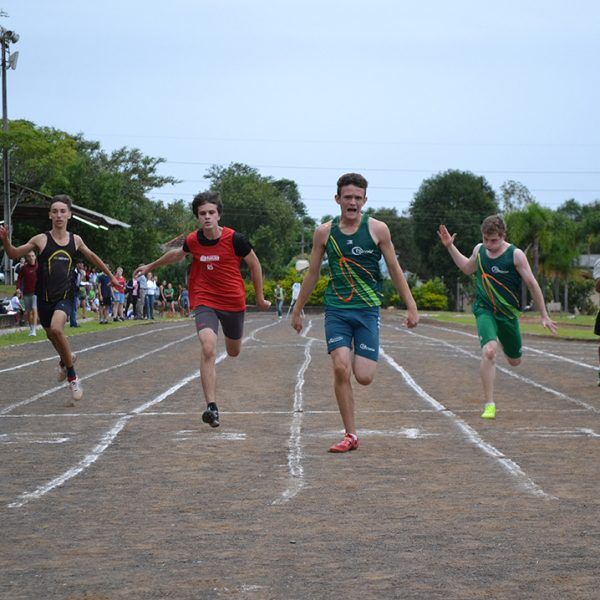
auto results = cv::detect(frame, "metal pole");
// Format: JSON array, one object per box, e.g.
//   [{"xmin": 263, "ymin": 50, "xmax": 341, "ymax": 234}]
[{"xmin": 1, "ymin": 37, "xmax": 11, "ymax": 284}]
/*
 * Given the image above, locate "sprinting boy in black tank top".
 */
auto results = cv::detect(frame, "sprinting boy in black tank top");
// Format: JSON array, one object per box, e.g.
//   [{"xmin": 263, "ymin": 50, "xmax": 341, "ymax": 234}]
[{"xmin": 0, "ymin": 195, "xmax": 118, "ymax": 406}]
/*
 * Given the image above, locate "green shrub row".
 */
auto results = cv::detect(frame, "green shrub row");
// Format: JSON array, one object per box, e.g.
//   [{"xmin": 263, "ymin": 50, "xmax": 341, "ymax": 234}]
[{"xmin": 246, "ymin": 270, "xmax": 450, "ymax": 311}]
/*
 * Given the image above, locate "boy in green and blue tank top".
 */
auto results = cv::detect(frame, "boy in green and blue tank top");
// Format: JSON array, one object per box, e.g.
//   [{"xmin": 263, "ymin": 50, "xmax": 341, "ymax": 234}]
[
  {"xmin": 438, "ymin": 215, "xmax": 557, "ymax": 419},
  {"xmin": 291, "ymin": 173, "xmax": 419, "ymax": 453}
]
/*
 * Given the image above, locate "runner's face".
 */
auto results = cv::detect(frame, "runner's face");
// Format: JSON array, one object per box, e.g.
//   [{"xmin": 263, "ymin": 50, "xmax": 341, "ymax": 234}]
[
  {"xmin": 197, "ymin": 203, "xmax": 221, "ymax": 231},
  {"xmin": 26, "ymin": 251, "xmax": 36, "ymax": 264},
  {"xmin": 335, "ymin": 185, "xmax": 366, "ymax": 220},
  {"xmin": 482, "ymin": 233, "xmax": 505, "ymax": 253},
  {"xmin": 48, "ymin": 202, "xmax": 71, "ymax": 228}
]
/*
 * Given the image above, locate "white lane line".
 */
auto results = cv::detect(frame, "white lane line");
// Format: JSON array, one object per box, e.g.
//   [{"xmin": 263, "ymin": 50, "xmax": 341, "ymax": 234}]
[
  {"xmin": 174, "ymin": 431, "xmax": 247, "ymax": 442},
  {"xmin": 509, "ymin": 427, "xmax": 600, "ymax": 439},
  {"xmin": 0, "ymin": 432, "xmax": 71, "ymax": 444},
  {"xmin": 385, "ymin": 324, "xmax": 600, "ymax": 415},
  {"xmin": 310, "ymin": 428, "xmax": 439, "ymax": 440},
  {"xmin": 420, "ymin": 322, "xmax": 596, "ymax": 370},
  {"xmin": 273, "ymin": 320, "xmax": 313, "ymax": 505},
  {"xmin": 2, "ymin": 406, "xmax": 590, "ymax": 421},
  {"xmin": 0, "ymin": 334, "xmax": 198, "ymax": 415},
  {"xmin": 8, "ymin": 322, "xmax": 278, "ymax": 509},
  {"xmin": 380, "ymin": 348, "xmax": 556, "ymax": 500},
  {"xmin": 0, "ymin": 323, "xmax": 190, "ymax": 375}
]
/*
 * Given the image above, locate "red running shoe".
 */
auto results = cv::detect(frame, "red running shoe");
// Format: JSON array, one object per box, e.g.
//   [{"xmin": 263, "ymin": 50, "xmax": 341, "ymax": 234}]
[{"xmin": 328, "ymin": 433, "xmax": 359, "ymax": 453}]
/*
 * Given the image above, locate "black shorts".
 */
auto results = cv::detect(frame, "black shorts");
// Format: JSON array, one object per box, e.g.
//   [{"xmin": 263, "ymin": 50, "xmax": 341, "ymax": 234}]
[
  {"xmin": 38, "ymin": 298, "xmax": 74, "ymax": 328},
  {"xmin": 595, "ymin": 311, "xmax": 600, "ymax": 336},
  {"xmin": 194, "ymin": 305, "xmax": 245, "ymax": 340}
]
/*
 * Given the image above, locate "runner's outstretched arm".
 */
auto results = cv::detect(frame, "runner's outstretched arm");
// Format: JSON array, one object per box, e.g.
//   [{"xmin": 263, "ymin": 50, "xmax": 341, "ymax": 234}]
[
  {"xmin": 134, "ymin": 248, "xmax": 187, "ymax": 278},
  {"xmin": 244, "ymin": 250, "xmax": 271, "ymax": 311}
]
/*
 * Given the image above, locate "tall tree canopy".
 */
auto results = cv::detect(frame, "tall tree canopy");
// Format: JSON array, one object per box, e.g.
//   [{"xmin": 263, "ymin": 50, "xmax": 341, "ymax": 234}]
[
  {"xmin": 205, "ymin": 163, "xmax": 302, "ymax": 277},
  {"xmin": 410, "ymin": 170, "xmax": 498, "ymax": 280}
]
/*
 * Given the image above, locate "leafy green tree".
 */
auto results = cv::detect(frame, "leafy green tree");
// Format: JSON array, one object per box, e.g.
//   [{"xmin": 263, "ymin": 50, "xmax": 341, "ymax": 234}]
[
  {"xmin": 1, "ymin": 120, "xmax": 79, "ymax": 195},
  {"xmin": 410, "ymin": 169, "xmax": 498, "ymax": 307},
  {"xmin": 365, "ymin": 207, "xmax": 420, "ymax": 273},
  {"xmin": 499, "ymin": 180, "xmax": 535, "ymax": 213},
  {"xmin": 205, "ymin": 163, "xmax": 301, "ymax": 277}
]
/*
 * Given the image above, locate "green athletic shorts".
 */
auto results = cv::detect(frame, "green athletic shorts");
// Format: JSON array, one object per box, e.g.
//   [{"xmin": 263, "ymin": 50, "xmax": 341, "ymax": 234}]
[{"xmin": 475, "ymin": 311, "xmax": 522, "ymax": 359}]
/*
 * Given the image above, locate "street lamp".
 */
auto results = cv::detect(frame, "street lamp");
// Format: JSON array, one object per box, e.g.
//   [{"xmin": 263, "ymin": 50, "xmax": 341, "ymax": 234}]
[{"xmin": 1, "ymin": 26, "xmax": 18, "ymax": 284}]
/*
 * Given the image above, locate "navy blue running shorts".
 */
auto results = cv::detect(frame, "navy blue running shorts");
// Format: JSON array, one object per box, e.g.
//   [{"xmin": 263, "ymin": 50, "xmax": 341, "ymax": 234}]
[{"xmin": 324, "ymin": 306, "xmax": 380, "ymax": 361}]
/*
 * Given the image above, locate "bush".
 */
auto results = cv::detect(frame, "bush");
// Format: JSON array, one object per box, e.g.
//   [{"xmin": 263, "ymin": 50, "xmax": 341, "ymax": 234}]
[
  {"xmin": 411, "ymin": 278, "xmax": 449, "ymax": 311},
  {"xmin": 567, "ymin": 278, "xmax": 596, "ymax": 315},
  {"xmin": 246, "ymin": 268, "xmax": 328, "ymax": 306}
]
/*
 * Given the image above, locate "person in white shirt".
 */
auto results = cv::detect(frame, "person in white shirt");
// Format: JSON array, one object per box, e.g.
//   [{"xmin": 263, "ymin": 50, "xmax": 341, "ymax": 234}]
[{"xmin": 145, "ymin": 272, "xmax": 157, "ymax": 320}]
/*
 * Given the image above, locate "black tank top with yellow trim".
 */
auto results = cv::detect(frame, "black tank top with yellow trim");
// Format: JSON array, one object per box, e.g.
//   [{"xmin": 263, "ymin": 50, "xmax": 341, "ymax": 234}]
[{"xmin": 36, "ymin": 232, "xmax": 78, "ymax": 303}]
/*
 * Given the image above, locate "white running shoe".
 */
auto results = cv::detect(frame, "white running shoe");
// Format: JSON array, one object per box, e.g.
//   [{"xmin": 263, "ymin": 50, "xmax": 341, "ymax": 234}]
[
  {"xmin": 69, "ymin": 378, "xmax": 83, "ymax": 402},
  {"xmin": 56, "ymin": 354, "xmax": 77, "ymax": 382}
]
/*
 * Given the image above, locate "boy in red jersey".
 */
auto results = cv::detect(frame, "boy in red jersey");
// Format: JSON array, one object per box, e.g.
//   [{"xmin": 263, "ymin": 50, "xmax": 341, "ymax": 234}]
[{"xmin": 135, "ymin": 191, "xmax": 271, "ymax": 427}]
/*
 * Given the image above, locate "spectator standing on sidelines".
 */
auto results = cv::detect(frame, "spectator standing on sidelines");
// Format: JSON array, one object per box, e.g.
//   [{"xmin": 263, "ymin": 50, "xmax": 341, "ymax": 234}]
[
  {"xmin": 594, "ymin": 258, "xmax": 600, "ymax": 386},
  {"xmin": 16, "ymin": 250, "xmax": 39, "ymax": 336},
  {"xmin": 136, "ymin": 270, "xmax": 147, "ymax": 319},
  {"xmin": 97, "ymin": 266, "xmax": 114, "ymax": 324},
  {"xmin": 145, "ymin": 272, "xmax": 157, "ymax": 320},
  {"xmin": 178, "ymin": 284, "xmax": 190, "ymax": 317},
  {"xmin": 274, "ymin": 282, "xmax": 284, "ymax": 319},
  {"xmin": 112, "ymin": 266, "xmax": 126, "ymax": 321}
]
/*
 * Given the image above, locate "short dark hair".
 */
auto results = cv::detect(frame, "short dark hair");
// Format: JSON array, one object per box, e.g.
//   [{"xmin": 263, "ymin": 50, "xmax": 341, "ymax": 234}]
[
  {"xmin": 192, "ymin": 191, "xmax": 222, "ymax": 217},
  {"xmin": 336, "ymin": 173, "xmax": 368, "ymax": 196},
  {"xmin": 481, "ymin": 214, "xmax": 507, "ymax": 237},
  {"xmin": 50, "ymin": 194, "xmax": 73, "ymax": 210}
]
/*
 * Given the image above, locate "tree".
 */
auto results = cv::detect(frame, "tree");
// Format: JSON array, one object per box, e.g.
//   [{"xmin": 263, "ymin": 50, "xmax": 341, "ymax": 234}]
[
  {"xmin": 410, "ymin": 169, "xmax": 498, "ymax": 308},
  {"xmin": 499, "ymin": 180, "xmax": 535, "ymax": 213},
  {"xmin": 365, "ymin": 207, "xmax": 420, "ymax": 273},
  {"xmin": 205, "ymin": 163, "xmax": 301, "ymax": 277}
]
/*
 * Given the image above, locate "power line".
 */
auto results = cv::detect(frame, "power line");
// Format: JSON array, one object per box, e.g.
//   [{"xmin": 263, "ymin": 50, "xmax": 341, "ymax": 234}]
[
  {"xmin": 164, "ymin": 161, "xmax": 600, "ymax": 176},
  {"xmin": 90, "ymin": 132, "xmax": 600, "ymax": 148}
]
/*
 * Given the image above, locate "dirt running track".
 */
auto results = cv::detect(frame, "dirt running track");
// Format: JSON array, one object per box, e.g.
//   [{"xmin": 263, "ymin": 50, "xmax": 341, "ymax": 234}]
[{"xmin": 1, "ymin": 313, "xmax": 598, "ymax": 599}]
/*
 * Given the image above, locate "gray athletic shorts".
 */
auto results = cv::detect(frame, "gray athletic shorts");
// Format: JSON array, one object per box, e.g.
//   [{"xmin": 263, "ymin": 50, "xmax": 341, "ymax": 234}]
[
  {"xmin": 23, "ymin": 293, "xmax": 37, "ymax": 312},
  {"xmin": 194, "ymin": 305, "xmax": 245, "ymax": 340}
]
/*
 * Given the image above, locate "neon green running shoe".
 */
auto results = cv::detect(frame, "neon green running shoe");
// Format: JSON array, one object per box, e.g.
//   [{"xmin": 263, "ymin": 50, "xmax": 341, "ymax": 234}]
[{"xmin": 481, "ymin": 403, "xmax": 496, "ymax": 419}]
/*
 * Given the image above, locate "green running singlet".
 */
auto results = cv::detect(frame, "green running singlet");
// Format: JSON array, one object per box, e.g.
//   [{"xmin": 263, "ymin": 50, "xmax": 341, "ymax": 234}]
[
  {"xmin": 473, "ymin": 244, "xmax": 521, "ymax": 321},
  {"xmin": 324, "ymin": 214, "xmax": 382, "ymax": 309}
]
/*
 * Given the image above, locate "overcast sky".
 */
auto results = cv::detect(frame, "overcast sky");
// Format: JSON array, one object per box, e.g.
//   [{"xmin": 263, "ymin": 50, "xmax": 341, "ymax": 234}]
[{"xmin": 3, "ymin": 0, "xmax": 599, "ymax": 221}]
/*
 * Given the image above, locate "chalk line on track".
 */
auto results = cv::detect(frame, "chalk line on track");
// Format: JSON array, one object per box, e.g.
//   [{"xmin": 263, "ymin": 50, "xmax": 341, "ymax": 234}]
[
  {"xmin": 7, "ymin": 321, "xmax": 278, "ymax": 509},
  {"xmin": 273, "ymin": 320, "xmax": 314, "ymax": 505},
  {"xmin": 420, "ymin": 322, "xmax": 596, "ymax": 370},
  {"xmin": 1, "ymin": 333, "xmax": 198, "ymax": 415},
  {"xmin": 385, "ymin": 324, "xmax": 599, "ymax": 415},
  {"xmin": 0, "ymin": 323, "xmax": 190, "ymax": 375},
  {"xmin": 380, "ymin": 348, "xmax": 556, "ymax": 500}
]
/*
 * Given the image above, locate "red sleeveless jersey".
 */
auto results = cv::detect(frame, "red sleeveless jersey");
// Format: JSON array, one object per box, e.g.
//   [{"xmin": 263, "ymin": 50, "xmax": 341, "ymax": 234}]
[{"xmin": 185, "ymin": 227, "xmax": 246, "ymax": 312}]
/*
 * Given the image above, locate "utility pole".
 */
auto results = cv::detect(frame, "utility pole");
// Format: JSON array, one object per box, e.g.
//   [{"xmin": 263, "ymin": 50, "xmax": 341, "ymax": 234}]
[{"xmin": 0, "ymin": 26, "xmax": 18, "ymax": 284}]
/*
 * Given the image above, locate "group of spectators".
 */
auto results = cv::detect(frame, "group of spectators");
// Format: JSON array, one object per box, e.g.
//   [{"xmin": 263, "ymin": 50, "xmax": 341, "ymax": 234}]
[{"xmin": 5, "ymin": 255, "xmax": 190, "ymax": 331}]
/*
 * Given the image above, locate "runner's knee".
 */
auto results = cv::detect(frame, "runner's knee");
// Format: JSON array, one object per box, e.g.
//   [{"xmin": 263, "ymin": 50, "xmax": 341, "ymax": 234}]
[
  {"xmin": 483, "ymin": 342, "xmax": 497, "ymax": 362},
  {"xmin": 507, "ymin": 356, "xmax": 521, "ymax": 367},
  {"xmin": 332, "ymin": 358, "xmax": 351, "ymax": 382},
  {"xmin": 355, "ymin": 371, "xmax": 375, "ymax": 386}
]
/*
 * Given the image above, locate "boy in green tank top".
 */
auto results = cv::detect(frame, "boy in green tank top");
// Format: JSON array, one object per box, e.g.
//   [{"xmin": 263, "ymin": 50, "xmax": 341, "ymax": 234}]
[
  {"xmin": 438, "ymin": 215, "xmax": 557, "ymax": 419},
  {"xmin": 291, "ymin": 173, "xmax": 419, "ymax": 453}
]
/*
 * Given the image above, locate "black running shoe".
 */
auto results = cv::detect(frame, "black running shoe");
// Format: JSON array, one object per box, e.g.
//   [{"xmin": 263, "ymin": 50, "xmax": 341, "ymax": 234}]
[{"xmin": 202, "ymin": 404, "xmax": 220, "ymax": 428}]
